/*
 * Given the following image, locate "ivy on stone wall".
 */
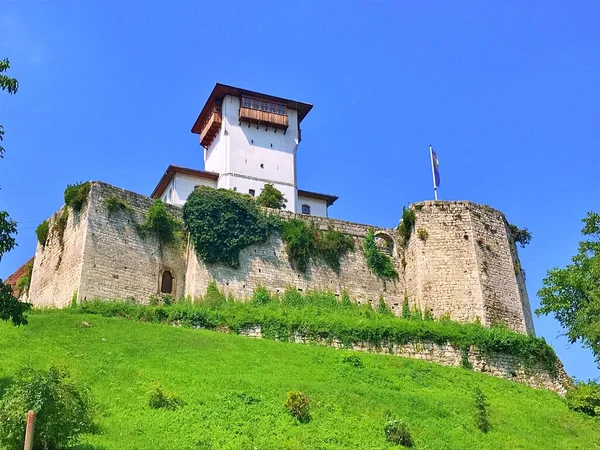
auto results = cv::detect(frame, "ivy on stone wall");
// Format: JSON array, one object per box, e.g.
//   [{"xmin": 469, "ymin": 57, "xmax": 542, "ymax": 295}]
[
  {"xmin": 183, "ymin": 187, "xmax": 353, "ymax": 272},
  {"xmin": 137, "ymin": 200, "xmax": 183, "ymax": 247},
  {"xmin": 398, "ymin": 207, "xmax": 416, "ymax": 247},
  {"xmin": 16, "ymin": 260, "xmax": 33, "ymax": 296},
  {"xmin": 363, "ymin": 229, "xmax": 398, "ymax": 282},
  {"xmin": 183, "ymin": 186, "xmax": 278, "ymax": 268},
  {"xmin": 279, "ymin": 219, "xmax": 354, "ymax": 273}
]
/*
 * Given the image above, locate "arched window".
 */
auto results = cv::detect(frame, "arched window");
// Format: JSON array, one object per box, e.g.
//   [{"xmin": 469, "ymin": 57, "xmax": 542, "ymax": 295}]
[
  {"xmin": 160, "ymin": 271, "xmax": 173, "ymax": 294},
  {"xmin": 301, "ymin": 204, "xmax": 311, "ymax": 215}
]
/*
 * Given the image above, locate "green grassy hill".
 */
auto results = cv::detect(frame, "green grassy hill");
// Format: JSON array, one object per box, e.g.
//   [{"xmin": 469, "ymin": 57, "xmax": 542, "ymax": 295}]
[{"xmin": 0, "ymin": 311, "xmax": 597, "ymax": 450}]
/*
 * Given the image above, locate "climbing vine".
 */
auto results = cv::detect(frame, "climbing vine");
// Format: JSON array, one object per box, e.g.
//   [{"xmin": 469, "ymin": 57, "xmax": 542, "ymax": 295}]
[
  {"xmin": 363, "ymin": 229, "xmax": 398, "ymax": 281},
  {"xmin": 279, "ymin": 219, "xmax": 354, "ymax": 273},
  {"xmin": 137, "ymin": 200, "xmax": 183, "ymax": 247},
  {"xmin": 104, "ymin": 195, "xmax": 134, "ymax": 216},
  {"xmin": 183, "ymin": 186, "xmax": 353, "ymax": 272},
  {"xmin": 16, "ymin": 261, "xmax": 33, "ymax": 296},
  {"xmin": 183, "ymin": 186, "xmax": 278, "ymax": 268}
]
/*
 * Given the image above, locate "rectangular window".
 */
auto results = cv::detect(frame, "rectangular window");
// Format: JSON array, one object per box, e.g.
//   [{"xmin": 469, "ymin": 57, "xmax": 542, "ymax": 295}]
[
  {"xmin": 301, "ymin": 204, "xmax": 311, "ymax": 215},
  {"xmin": 249, "ymin": 189, "xmax": 255, "ymax": 197}
]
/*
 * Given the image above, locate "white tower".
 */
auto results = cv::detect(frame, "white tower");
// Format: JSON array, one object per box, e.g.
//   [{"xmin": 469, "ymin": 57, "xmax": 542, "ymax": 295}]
[{"xmin": 191, "ymin": 84, "xmax": 313, "ymax": 213}]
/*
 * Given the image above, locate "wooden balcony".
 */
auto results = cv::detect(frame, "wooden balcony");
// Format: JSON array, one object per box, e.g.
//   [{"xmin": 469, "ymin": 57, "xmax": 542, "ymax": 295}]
[
  {"xmin": 200, "ymin": 103, "xmax": 222, "ymax": 148},
  {"xmin": 239, "ymin": 106, "xmax": 288, "ymax": 131}
]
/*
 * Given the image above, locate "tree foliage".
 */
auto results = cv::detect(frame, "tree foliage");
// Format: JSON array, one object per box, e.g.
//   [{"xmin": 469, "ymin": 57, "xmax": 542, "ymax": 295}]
[
  {"xmin": 255, "ymin": 183, "xmax": 287, "ymax": 210},
  {"xmin": 0, "ymin": 57, "xmax": 28, "ymax": 326},
  {"xmin": 0, "ymin": 58, "xmax": 18, "ymax": 158},
  {"xmin": 0, "ymin": 366, "xmax": 95, "ymax": 449},
  {"xmin": 508, "ymin": 223, "xmax": 532, "ymax": 248},
  {"xmin": 183, "ymin": 186, "xmax": 277, "ymax": 268},
  {"xmin": 537, "ymin": 212, "xmax": 600, "ymax": 366}
]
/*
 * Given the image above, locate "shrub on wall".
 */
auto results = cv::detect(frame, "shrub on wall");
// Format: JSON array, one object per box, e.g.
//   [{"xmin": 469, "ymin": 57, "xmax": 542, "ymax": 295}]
[
  {"xmin": 363, "ymin": 229, "xmax": 398, "ymax": 282},
  {"xmin": 256, "ymin": 183, "xmax": 287, "ymax": 209},
  {"xmin": 54, "ymin": 208, "xmax": 69, "ymax": 249},
  {"xmin": 104, "ymin": 195, "xmax": 134, "ymax": 216},
  {"xmin": 35, "ymin": 219, "xmax": 49, "ymax": 247},
  {"xmin": 280, "ymin": 219, "xmax": 354, "ymax": 273},
  {"xmin": 508, "ymin": 223, "xmax": 532, "ymax": 248},
  {"xmin": 16, "ymin": 260, "xmax": 33, "ymax": 296},
  {"xmin": 398, "ymin": 206, "xmax": 416, "ymax": 247},
  {"xmin": 64, "ymin": 182, "xmax": 91, "ymax": 212},
  {"xmin": 137, "ymin": 200, "xmax": 183, "ymax": 247},
  {"xmin": 183, "ymin": 187, "xmax": 278, "ymax": 268}
]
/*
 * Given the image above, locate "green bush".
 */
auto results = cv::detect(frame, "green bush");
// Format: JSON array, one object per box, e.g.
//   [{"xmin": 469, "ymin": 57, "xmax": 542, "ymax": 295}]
[
  {"xmin": 0, "ymin": 281, "xmax": 31, "ymax": 325},
  {"xmin": 203, "ymin": 280, "xmax": 227, "ymax": 308},
  {"xmin": 148, "ymin": 384, "xmax": 184, "ymax": 410},
  {"xmin": 64, "ymin": 182, "xmax": 91, "ymax": 212},
  {"xmin": 251, "ymin": 286, "xmax": 272, "ymax": 306},
  {"xmin": 474, "ymin": 387, "xmax": 490, "ymax": 432},
  {"xmin": 255, "ymin": 183, "xmax": 287, "ymax": 209},
  {"xmin": 74, "ymin": 290, "xmax": 559, "ymax": 374},
  {"xmin": 363, "ymin": 229, "xmax": 398, "ymax": 281},
  {"xmin": 398, "ymin": 207, "xmax": 416, "ymax": 247},
  {"xmin": 342, "ymin": 354, "xmax": 364, "ymax": 368},
  {"xmin": 104, "ymin": 195, "xmax": 134, "ymax": 215},
  {"xmin": 384, "ymin": 419, "xmax": 413, "ymax": 447},
  {"xmin": 54, "ymin": 208, "xmax": 69, "ymax": 248},
  {"xmin": 0, "ymin": 366, "xmax": 95, "ymax": 450},
  {"xmin": 137, "ymin": 200, "xmax": 182, "ymax": 247},
  {"xmin": 377, "ymin": 295, "xmax": 391, "ymax": 315},
  {"xmin": 284, "ymin": 390, "xmax": 310, "ymax": 423},
  {"xmin": 183, "ymin": 187, "xmax": 278, "ymax": 268},
  {"xmin": 280, "ymin": 220, "xmax": 354, "ymax": 273},
  {"xmin": 35, "ymin": 220, "xmax": 49, "ymax": 247},
  {"xmin": 566, "ymin": 381, "xmax": 600, "ymax": 416},
  {"xmin": 16, "ymin": 261, "xmax": 33, "ymax": 296},
  {"xmin": 508, "ymin": 223, "xmax": 532, "ymax": 248}
]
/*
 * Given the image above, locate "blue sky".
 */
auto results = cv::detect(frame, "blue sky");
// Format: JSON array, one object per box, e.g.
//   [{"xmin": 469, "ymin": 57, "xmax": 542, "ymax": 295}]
[{"xmin": 1, "ymin": 1, "xmax": 598, "ymax": 381}]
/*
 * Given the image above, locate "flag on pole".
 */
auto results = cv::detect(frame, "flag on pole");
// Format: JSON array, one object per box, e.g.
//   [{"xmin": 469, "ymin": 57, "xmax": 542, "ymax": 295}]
[{"xmin": 431, "ymin": 148, "xmax": 440, "ymax": 187}]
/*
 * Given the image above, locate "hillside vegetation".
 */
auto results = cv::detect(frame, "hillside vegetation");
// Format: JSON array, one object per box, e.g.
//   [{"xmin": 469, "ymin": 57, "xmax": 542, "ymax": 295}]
[{"xmin": 0, "ymin": 310, "xmax": 598, "ymax": 449}]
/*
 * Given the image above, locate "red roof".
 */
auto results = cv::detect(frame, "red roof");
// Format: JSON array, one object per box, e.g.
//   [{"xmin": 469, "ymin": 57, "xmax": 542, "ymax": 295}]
[
  {"xmin": 191, "ymin": 83, "xmax": 313, "ymax": 135},
  {"xmin": 151, "ymin": 165, "xmax": 219, "ymax": 199}
]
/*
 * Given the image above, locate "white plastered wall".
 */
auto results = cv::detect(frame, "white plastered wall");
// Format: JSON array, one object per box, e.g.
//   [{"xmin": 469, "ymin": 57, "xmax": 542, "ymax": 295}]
[
  {"xmin": 163, "ymin": 173, "xmax": 218, "ymax": 206},
  {"xmin": 297, "ymin": 195, "xmax": 328, "ymax": 217}
]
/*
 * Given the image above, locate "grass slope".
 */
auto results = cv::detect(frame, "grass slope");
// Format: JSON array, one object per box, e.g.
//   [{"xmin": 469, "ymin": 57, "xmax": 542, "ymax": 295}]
[{"xmin": 0, "ymin": 311, "xmax": 598, "ymax": 450}]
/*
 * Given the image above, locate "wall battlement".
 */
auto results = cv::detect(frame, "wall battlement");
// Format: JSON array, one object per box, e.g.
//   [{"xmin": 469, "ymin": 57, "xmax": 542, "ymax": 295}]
[{"xmin": 26, "ymin": 181, "xmax": 534, "ymax": 336}]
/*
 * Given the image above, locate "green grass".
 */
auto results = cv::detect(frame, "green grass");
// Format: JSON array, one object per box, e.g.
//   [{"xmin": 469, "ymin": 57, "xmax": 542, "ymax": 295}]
[{"xmin": 0, "ymin": 311, "xmax": 598, "ymax": 449}]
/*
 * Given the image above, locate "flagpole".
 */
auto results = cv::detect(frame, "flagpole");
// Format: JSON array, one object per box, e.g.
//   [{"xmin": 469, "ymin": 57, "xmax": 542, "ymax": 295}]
[{"xmin": 429, "ymin": 145, "xmax": 438, "ymax": 200}]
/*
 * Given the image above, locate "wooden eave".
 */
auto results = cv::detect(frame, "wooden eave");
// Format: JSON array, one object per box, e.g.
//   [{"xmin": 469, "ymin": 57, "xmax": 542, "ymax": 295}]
[
  {"xmin": 191, "ymin": 83, "xmax": 312, "ymax": 135},
  {"xmin": 151, "ymin": 165, "xmax": 219, "ymax": 199},
  {"xmin": 297, "ymin": 189, "xmax": 338, "ymax": 207}
]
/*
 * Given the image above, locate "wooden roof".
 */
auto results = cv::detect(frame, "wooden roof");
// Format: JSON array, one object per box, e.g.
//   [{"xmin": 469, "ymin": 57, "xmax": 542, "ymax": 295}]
[
  {"xmin": 191, "ymin": 83, "xmax": 313, "ymax": 135},
  {"xmin": 151, "ymin": 165, "xmax": 219, "ymax": 199}
]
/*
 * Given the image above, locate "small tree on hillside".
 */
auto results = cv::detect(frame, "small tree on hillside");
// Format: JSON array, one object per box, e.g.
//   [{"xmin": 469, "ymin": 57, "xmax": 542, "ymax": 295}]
[
  {"xmin": 537, "ymin": 212, "xmax": 600, "ymax": 367},
  {"xmin": 0, "ymin": 58, "xmax": 31, "ymax": 325},
  {"xmin": 256, "ymin": 184, "xmax": 287, "ymax": 210}
]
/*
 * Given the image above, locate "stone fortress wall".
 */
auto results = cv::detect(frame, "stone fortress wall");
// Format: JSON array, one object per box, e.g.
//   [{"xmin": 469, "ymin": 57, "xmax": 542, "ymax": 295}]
[{"xmin": 27, "ymin": 181, "xmax": 534, "ymax": 337}]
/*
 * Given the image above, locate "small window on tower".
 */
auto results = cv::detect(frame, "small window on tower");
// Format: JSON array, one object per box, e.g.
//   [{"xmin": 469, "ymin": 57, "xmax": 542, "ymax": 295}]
[
  {"xmin": 249, "ymin": 189, "xmax": 255, "ymax": 197},
  {"xmin": 302, "ymin": 204, "xmax": 311, "ymax": 215}
]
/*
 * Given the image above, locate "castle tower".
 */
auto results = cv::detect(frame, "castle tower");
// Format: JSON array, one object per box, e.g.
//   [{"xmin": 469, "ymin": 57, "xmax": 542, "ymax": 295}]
[{"xmin": 191, "ymin": 84, "xmax": 318, "ymax": 214}]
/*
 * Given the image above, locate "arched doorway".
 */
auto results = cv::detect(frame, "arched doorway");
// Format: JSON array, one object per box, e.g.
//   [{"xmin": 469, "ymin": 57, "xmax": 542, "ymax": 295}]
[{"xmin": 160, "ymin": 270, "xmax": 173, "ymax": 294}]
